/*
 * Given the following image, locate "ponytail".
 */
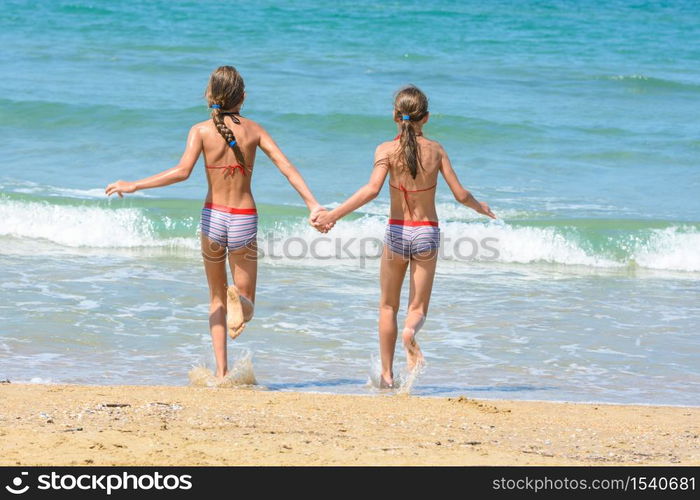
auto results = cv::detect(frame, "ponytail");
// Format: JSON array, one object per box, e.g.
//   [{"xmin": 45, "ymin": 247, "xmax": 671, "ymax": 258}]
[
  {"xmin": 211, "ymin": 107, "xmax": 245, "ymax": 167},
  {"xmin": 205, "ymin": 65, "xmax": 246, "ymax": 167},
  {"xmin": 398, "ymin": 116, "xmax": 421, "ymax": 178},
  {"xmin": 392, "ymin": 85, "xmax": 429, "ymax": 179}
]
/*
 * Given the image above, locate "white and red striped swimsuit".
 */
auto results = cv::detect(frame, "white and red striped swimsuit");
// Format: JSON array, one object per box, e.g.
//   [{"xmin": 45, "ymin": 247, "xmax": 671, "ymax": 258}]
[
  {"xmin": 200, "ymin": 164, "xmax": 257, "ymax": 251},
  {"xmin": 384, "ymin": 181, "xmax": 440, "ymax": 257}
]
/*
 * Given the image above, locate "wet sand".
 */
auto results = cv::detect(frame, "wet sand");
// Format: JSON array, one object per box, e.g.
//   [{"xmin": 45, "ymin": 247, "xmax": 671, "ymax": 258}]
[{"xmin": 0, "ymin": 383, "xmax": 697, "ymax": 465}]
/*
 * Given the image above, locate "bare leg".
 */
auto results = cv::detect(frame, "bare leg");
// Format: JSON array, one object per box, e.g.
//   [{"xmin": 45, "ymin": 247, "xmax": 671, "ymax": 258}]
[
  {"xmin": 226, "ymin": 240, "xmax": 258, "ymax": 339},
  {"xmin": 378, "ymin": 245, "xmax": 409, "ymax": 388},
  {"xmin": 201, "ymin": 234, "xmax": 229, "ymax": 378},
  {"xmin": 403, "ymin": 249, "xmax": 438, "ymax": 370}
]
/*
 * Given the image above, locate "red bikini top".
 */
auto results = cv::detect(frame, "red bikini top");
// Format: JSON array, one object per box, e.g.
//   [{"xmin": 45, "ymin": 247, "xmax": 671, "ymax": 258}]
[{"xmin": 205, "ymin": 164, "xmax": 247, "ymax": 177}]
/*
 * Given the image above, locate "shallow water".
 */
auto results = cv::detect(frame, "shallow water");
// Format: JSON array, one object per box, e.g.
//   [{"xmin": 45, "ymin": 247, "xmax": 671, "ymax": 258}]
[{"xmin": 1, "ymin": 0, "xmax": 698, "ymax": 405}]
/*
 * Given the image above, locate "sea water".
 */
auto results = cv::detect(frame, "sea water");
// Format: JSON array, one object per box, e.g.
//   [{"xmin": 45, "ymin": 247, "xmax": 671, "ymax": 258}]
[{"xmin": 0, "ymin": 0, "xmax": 698, "ymax": 404}]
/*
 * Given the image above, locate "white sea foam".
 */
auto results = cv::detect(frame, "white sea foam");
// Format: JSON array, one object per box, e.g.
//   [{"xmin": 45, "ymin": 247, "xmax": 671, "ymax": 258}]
[
  {"xmin": 632, "ymin": 227, "xmax": 700, "ymax": 272},
  {"xmin": 0, "ymin": 197, "xmax": 195, "ymax": 249},
  {"xmin": 260, "ymin": 215, "xmax": 619, "ymax": 268},
  {"xmin": 264, "ymin": 218, "xmax": 700, "ymax": 273},
  {"xmin": 11, "ymin": 377, "xmax": 56, "ymax": 384},
  {"xmin": 1, "ymin": 179, "xmax": 152, "ymax": 199},
  {"xmin": 1, "ymin": 197, "xmax": 698, "ymax": 272}
]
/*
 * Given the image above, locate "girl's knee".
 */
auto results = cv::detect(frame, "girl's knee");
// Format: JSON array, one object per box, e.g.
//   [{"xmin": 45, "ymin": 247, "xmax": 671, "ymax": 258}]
[
  {"xmin": 379, "ymin": 303, "xmax": 399, "ymax": 315},
  {"xmin": 407, "ymin": 305, "xmax": 428, "ymax": 317},
  {"xmin": 404, "ymin": 311, "xmax": 427, "ymax": 329}
]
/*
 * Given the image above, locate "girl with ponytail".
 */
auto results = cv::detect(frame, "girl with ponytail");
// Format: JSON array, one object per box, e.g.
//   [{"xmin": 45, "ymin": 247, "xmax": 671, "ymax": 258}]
[
  {"xmin": 312, "ymin": 85, "xmax": 496, "ymax": 388},
  {"xmin": 106, "ymin": 66, "xmax": 330, "ymax": 381}
]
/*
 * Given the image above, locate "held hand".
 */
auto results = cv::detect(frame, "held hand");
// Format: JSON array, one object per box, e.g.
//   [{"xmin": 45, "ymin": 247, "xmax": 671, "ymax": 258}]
[
  {"xmin": 314, "ymin": 210, "xmax": 336, "ymax": 232},
  {"xmin": 105, "ymin": 180, "xmax": 137, "ymax": 198},
  {"xmin": 308, "ymin": 206, "xmax": 325, "ymax": 231},
  {"xmin": 309, "ymin": 206, "xmax": 335, "ymax": 233},
  {"xmin": 308, "ymin": 206, "xmax": 328, "ymax": 233},
  {"xmin": 476, "ymin": 201, "xmax": 496, "ymax": 219}
]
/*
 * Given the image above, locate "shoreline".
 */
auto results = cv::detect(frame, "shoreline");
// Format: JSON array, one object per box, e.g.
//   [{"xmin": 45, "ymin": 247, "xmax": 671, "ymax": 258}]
[
  {"xmin": 5, "ymin": 380, "xmax": 698, "ymax": 409},
  {"xmin": 1, "ymin": 383, "xmax": 698, "ymax": 466}
]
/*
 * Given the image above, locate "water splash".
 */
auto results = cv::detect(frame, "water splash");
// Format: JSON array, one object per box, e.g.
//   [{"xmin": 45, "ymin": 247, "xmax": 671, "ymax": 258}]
[
  {"xmin": 396, "ymin": 363, "xmax": 426, "ymax": 396},
  {"xmin": 368, "ymin": 352, "xmax": 426, "ymax": 395},
  {"xmin": 188, "ymin": 348, "xmax": 257, "ymax": 388}
]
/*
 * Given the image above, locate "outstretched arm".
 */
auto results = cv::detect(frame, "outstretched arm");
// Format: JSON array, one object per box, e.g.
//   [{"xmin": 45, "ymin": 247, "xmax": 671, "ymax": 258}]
[
  {"xmin": 439, "ymin": 147, "xmax": 496, "ymax": 219},
  {"xmin": 105, "ymin": 126, "xmax": 202, "ymax": 197},
  {"xmin": 258, "ymin": 126, "xmax": 322, "ymax": 212},
  {"xmin": 313, "ymin": 145, "xmax": 389, "ymax": 226}
]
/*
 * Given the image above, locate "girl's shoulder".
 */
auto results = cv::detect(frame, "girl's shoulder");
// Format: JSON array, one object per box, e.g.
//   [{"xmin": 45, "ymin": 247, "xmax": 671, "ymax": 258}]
[
  {"xmin": 420, "ymin": 136, "xmax": 447, "ymax": 159},
  {"xmin": 238, "ymin": 115, "xmax": 265, "ymax": 136},
  {"xmin": 196, "ymin": 115, "xmax": 263, "ymax": 138},
  {"xmin": 237, "ymin": 114, "xmax": 259, "ymax": 126},
  {"xmin": 192, "ymin": 118, "xmax": 211, "ymax": 129},
  {"xmin": 189, "ymin": 119, "xmax": 214, "ymax": 138},
  {"xmin": 420, "ymin": 135, "xmax": 443, "ymax": 149},
  {"xmin": 377, "ymin": 139, "xmax": 396, "ymax": 149},
  {"xmin": 375, "ymin": 140, "xmax": 396, "ymax": 158}
]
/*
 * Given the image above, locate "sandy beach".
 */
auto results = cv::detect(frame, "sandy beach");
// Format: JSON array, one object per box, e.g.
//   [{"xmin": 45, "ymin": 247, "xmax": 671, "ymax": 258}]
[{"xmin": 0, "ymin": 383, "xmax": 697, "ymax": 466}]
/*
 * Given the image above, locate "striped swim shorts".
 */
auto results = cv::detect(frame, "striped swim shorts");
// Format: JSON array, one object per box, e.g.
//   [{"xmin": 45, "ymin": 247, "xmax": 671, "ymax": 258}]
[
  {"xmin": 200, "ymin": 202, "xmax": 258, "ymax": 252},
  {"xmin": 384, "ymin": 219, "xmax": 440, "ymax": 257}
]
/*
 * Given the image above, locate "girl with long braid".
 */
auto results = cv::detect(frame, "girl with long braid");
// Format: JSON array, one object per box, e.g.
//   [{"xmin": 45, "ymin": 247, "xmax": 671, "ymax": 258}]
[
  {"xmin": 312, "ymin": 85, "xmax": 496, "ymax": 388},
  {"xmin": 106, "ymin": 66, "xmax": 330, "ymax": 380}
]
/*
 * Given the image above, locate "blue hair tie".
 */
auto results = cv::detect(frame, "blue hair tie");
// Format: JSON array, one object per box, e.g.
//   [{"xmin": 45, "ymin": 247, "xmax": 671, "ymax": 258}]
[
  {"xmin": 210, "ymin": 104, "xmax": 221, "ymax": 109},
  {"xmin": 229, "ymin": 140, "xmax": 236, "ymax": 147},
  {"xmin": 402, "ymin": 114, "xmax": 410, "ymax": 121}
]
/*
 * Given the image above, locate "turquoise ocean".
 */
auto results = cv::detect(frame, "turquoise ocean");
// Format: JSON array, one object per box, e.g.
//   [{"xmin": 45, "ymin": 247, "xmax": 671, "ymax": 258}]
[{"xmin": 1, "ymin": 0, "xmax": 698, "ymax": 404}]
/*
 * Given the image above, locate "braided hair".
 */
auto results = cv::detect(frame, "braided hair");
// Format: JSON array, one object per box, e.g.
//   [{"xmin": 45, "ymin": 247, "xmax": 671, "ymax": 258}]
[
  {"xmin": 205, "ymin": 66, "xmax": 246, "ymax": 167},
  {"xmin": 392, "ymin": 85, "xmax": 429, "ymax": 179}
]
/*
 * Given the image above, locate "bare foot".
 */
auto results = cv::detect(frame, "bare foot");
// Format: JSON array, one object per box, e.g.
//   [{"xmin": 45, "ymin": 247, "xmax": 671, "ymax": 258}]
[
  {"xmin": 402, "ymin": 327, "xmax": 425, "ymax": 371},
  {"xmin": 226, "ymin": 286, "xmax": 246, "ymax": 339},
  {"xmin": 379, "ymin": 373, "xmax": 394, "ymax": 389}
]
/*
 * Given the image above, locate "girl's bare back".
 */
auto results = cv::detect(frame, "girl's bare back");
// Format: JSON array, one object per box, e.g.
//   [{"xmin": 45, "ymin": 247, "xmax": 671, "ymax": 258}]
[
  {"xmin": 197, "ymin": 115, "xmax": 262, "ymax": 209},
  {"xmin": 383, "ymin": 136, "xmax": 443, "ymax": 222}
]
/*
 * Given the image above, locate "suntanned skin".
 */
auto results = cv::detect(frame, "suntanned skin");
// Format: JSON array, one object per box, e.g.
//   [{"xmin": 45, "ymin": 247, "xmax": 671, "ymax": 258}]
[
  {"xmin": 312, "ymin": 113, "xmax": 495, "ymax": 387},
  {"xmin": 106, "ymin": 99, "xmax": 331, "ymax": 379}
]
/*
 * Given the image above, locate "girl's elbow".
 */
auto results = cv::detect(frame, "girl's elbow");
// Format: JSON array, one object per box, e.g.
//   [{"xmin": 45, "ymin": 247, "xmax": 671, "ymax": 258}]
[
  {"xmin": 177, "ymin": 167, "xmax": 193, "ymax": 181},
  {"xmin": 455, "ymin": 190, "xmax": 471, "ymax": 204},
  {"xmin": 280, "ymin": 167, "xmax": 297, "ymax": 182},
  {"xmin": 279, "ymin": 162, "xmax": 297, "ymax": 177}
]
